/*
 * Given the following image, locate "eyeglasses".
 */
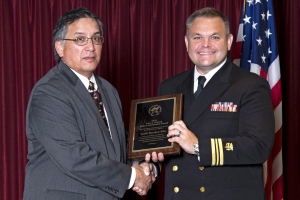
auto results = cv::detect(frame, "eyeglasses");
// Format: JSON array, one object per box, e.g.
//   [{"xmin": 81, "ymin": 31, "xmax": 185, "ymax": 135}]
[{"xmin": 63, "ymin": 36, "xmax": 104, "ymax": 46}]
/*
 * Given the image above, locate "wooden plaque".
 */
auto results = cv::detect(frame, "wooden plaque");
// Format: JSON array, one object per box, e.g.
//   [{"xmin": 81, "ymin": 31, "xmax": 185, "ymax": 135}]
[{"xmin": 127, "ymin": 94, "xmax": 182, "ymax": 160}]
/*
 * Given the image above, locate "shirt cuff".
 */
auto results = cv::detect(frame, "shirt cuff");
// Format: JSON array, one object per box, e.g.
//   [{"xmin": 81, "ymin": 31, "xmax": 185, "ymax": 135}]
[{"xmin": 128, "ymin": 167, "xmax": 136, "ymax": 189}]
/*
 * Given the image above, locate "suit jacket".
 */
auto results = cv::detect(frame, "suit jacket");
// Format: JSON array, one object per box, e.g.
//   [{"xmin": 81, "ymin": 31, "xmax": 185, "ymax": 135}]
[
  {"xmin": 23, "ymin": 61, "xmax": 131, "ymax": 200},
  {"xmin": 158, "ymin": 59, "xmax": 275, "ymax": 200}
]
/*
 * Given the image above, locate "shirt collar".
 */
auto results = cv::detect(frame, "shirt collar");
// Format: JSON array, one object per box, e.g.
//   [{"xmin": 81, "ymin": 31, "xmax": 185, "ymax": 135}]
[
  {"xmin": 193, "ymin": 58, "xmax": 227, "ymax": 88},
  {"xmin": 69, "ymin": 68, "xmax": 97, "ymax": 90}
]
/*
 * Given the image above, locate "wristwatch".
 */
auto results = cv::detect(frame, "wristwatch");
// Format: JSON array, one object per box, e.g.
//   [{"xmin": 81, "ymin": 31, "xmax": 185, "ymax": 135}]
[{"xmin": 194, "ymin": 142, "xmax": 200, "ymax": 162}]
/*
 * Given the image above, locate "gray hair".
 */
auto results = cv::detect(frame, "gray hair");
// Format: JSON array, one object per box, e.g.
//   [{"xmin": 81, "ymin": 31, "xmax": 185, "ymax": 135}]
[
  {"xmin": 185, "ymin": 7, "xmax": 230, "ymax": 37},
  {"xmin": 52, "ymin": 7, "xmax": 104, "ymax": 63}
]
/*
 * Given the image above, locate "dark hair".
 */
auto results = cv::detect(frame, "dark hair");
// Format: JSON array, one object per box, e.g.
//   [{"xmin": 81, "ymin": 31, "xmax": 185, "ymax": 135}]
[
  {"xmin": 186, "ymin": 7, "xmax": 230, "ymax": 37},
  {"xmin": 52, "ymin": 7, "xmax": 104, "ymax": 63}
]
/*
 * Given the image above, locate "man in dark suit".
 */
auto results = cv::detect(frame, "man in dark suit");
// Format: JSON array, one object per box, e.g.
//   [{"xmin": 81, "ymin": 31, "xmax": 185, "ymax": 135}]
[
  {"xmin": 158, "ymin": 7, "xmax": 275, "ymax": 200},
  {"xmin": 23, "ymin": 8, "xmax": 158, "ymax": 200}
]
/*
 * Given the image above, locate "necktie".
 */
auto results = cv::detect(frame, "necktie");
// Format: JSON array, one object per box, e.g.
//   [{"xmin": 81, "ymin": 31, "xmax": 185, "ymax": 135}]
[
  {"xmin": 88, "ymin": 81, "xmax": 109, "ymax": 129},
  {"xmin": 194, "ymin": 76, "xmax": 206, "ymax": 98}
]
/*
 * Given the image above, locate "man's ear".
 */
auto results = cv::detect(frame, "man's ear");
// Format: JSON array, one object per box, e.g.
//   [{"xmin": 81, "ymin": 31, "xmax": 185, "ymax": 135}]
[
  {"xmin": 55, "ymin": 40, "xmax": 64, "ymax": 57},
  {"xmin": 184, "ymin": 36, "xmax": 189, "ymax": 52}
]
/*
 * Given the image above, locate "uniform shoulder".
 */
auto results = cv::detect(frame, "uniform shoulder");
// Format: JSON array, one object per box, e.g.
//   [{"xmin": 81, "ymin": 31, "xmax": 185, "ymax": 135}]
[{"xmin": 230, "ymin": 64, "xmax": 269, "ymax": 86}]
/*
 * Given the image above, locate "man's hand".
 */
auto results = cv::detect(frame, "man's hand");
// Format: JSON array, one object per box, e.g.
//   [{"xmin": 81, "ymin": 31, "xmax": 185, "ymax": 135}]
[
  {"xmin": 144, "ymin": 151, "xmax": 164, "ymax": 180},
  {"xmin": 132, "ymin": 152, "xmax": 164, "ymax": 195},
  {"xmin": 139, "ymin": 162, "xmax": 156, "ymax": 182},
  {"xmin": 167, "ymin": 120, "xmax": 198, "ymax": 154},
  {"xmin": 131, "ymin": 163, "xmax": 153, "ymax": 196}
]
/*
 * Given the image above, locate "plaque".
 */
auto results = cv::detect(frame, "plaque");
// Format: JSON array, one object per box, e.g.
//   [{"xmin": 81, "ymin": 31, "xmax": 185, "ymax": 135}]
[{"xmin": 127, "ymin": 94, "xmax": 182, "ymax": 160}]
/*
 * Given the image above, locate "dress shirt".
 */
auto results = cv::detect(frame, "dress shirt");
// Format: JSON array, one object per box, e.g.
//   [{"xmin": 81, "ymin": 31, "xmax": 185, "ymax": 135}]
[{"xmin": 193, "ymin": 58, "xmax": 227, "ymax": 93}]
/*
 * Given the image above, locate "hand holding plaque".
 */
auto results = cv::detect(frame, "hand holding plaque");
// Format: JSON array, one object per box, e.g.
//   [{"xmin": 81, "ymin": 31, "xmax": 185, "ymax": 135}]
[{"xmin": 127, "ymin": 94, "xmax": 182, "ymax": 160}]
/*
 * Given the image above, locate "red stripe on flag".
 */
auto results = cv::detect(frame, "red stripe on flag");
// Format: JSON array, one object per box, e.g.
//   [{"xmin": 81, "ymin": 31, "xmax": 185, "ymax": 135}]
[
  {"xmin": 260, "ymin": 68, "xmax": 268, "ymax": 79},
  {"xmin": 272, "ymin": 175, "xmax": 284, "ymax": 200},
  {"xmin": 270, "ymin": 80, "xmax": 282, "ymax": 109}
]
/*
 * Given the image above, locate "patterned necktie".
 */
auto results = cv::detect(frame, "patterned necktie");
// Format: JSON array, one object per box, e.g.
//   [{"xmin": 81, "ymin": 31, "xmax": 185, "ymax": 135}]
[
  {"xmin": 194, "ymin": 76, "xmax": 206, "ymax": 98},
  {"xmin": 88, "ymin": 81, "xmax": 109, "ymax": 129}
]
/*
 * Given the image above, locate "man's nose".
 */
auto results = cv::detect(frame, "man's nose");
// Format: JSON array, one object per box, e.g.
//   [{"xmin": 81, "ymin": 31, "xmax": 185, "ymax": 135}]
[
  {"xmin": 86, "ymin": 38, "xmax": 95, "ymax": 50},
  {"xmin": 201, "ymin": 38, "xmax": 211, "ymax": 47}
]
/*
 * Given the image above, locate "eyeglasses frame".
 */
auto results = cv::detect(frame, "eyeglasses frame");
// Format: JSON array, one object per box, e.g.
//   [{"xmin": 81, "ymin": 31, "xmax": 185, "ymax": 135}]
[{"xmin": 62, "ymin": 36, "xmax": 104, "ymax": 46}]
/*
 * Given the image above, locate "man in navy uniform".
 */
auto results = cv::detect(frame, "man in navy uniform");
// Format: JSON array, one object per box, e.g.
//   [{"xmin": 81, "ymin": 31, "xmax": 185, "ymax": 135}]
[{"xmin": 159, "ymin": 7, "xmax": 274, "ymax": 200}]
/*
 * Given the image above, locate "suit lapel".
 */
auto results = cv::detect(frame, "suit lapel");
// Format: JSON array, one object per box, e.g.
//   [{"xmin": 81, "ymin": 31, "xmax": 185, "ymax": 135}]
[
  {"xmin": 184, "ymin": 61, "xmax": 232, "ymax": 126},
  {"xmin": 78, "ymin": 80, "xmax": 116, "ymax": 156},
  {"xmin": 96, "ymin": 78, "xmax": 121, "ymax": 159},
  {"xmin": 56, "ymin": 62, "xmax": 117, "ymax": 158}
]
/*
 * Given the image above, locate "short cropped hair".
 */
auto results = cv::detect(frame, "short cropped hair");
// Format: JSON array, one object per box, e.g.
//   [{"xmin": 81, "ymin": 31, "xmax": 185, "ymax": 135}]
[{"xmin": 186, "ymin": 7, "xmax": 230, "ymax": 37}]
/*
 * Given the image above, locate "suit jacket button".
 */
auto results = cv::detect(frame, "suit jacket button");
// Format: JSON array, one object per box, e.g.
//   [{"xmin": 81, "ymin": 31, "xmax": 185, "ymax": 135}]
[
  {"xmin": 199, "ymin": 166, "xmax": 204, "ymax": 170},
  {"xmin": 172, "ymin": 165, "xmax": 178, "ymax": 171},
  {"xmin": 174, "ymin": 187, "xmax": 179, "ymax": 193},
  {"xmin": 200, "ymin": 187, "xmax": 205, "ymax": 192}
]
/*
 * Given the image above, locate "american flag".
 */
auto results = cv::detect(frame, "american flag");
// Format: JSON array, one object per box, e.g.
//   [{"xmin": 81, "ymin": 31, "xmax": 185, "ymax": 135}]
[{"xmin": 233, "ymin": 0, "xmax": 283, "ymax": 199}]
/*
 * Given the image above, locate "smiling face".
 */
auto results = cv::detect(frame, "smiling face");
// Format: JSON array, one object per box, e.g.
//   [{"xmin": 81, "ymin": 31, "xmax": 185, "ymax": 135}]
[
  {"xmin": 185, "ymin": 17, "xmax": 233, "ymax": 75},
  {"xmin": 55, "ymin": 17, "xmax": 102, "ymax": 79}
]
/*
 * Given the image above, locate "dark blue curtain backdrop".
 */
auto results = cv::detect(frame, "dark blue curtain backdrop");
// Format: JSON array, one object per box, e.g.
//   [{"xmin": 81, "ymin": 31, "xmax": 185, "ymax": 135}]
[{"xmin": 0, "ymin": 0, "xmax": 298, "ymax": 199}]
